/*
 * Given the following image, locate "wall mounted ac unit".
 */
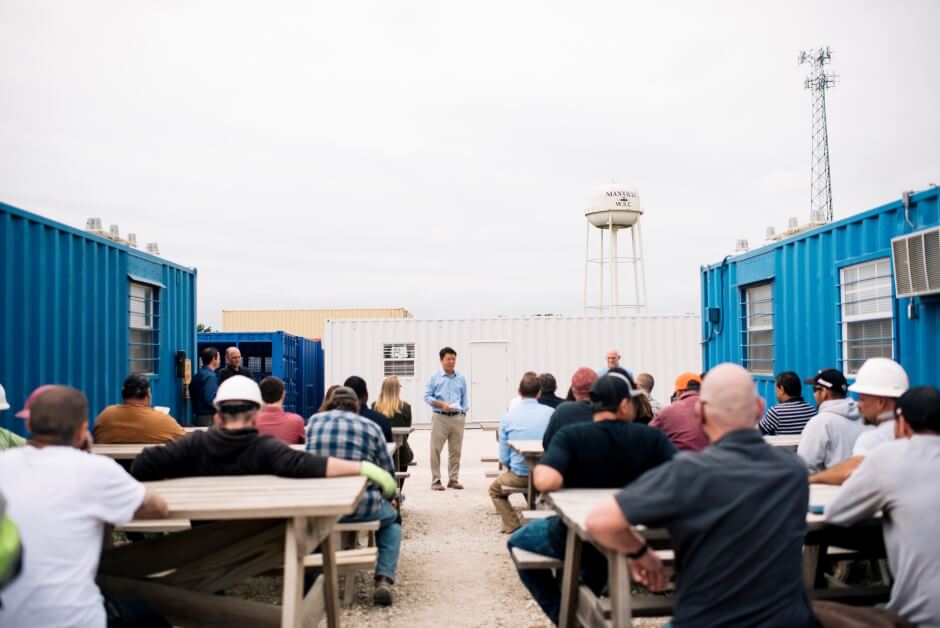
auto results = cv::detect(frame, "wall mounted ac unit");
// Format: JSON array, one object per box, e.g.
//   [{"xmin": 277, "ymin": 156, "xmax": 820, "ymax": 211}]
[{"xmin": 892, "ymin": 226, "xmax": 940, "ymax": 297}]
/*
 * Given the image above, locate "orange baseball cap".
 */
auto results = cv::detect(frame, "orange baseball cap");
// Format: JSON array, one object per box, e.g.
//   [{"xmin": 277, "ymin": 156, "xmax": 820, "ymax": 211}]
[{"xmin": 674, "ymin": 372, "xmax": 702, "ymax": 392}]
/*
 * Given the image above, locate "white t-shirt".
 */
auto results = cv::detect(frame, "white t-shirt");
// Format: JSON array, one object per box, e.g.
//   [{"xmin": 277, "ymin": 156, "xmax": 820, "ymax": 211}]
[
  {"xmin": 0, "ymin": 446, "xmax": 145, "ymax": 628},
  {"xmin": 852, "ymin": 419, "xmax": 895, "ymax": 456}
]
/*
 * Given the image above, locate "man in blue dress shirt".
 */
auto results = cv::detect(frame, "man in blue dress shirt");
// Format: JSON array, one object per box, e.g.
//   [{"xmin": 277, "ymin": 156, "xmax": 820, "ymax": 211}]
[
  {"xmin": 425, "ymin": 346, "xmax": 468, "ymax": 491},
  {"xmin": 490, "ymin": 372, "xmax": 553, "ymax": 532}
]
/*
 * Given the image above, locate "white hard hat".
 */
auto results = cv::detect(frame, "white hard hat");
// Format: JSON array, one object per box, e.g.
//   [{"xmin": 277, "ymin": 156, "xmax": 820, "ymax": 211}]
[
  {"xmin": 0, "ymin": 384, "xmax": 9, "ymax": 411},
  {"xmin": 848, "ymin": 358, "xmax": 909, "ymax": 398},
  {"xmin": 213, "ymin": 375, "xmax": 263, "ymax": 409}
]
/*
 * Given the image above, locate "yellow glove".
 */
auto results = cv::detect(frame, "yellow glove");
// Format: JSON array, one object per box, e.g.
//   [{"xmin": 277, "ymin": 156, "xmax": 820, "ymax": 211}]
[{"xmin": 359, "ymin": 461, "xmax": 397, "ymax": 499}]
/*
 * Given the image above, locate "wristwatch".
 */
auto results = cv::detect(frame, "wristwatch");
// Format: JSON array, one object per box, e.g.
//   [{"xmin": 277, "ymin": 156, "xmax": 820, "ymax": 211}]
[{"xmin": 626, "ymin": 540, "xmax": 650, "ymax": 560}]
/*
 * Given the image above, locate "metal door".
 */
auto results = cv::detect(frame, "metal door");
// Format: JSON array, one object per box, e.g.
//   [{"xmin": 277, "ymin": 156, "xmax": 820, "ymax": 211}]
[{"xmin": 469, "ymin": 341, "xmax": 509, "ymax": 423}]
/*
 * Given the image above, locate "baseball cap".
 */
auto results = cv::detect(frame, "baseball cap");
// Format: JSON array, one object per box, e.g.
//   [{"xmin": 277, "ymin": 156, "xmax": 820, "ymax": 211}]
[
  {"xmin": 570, "ymin": 368, "xmax": 598, "ymax": 400},
  {"xmin": 590, "ymin": 372, "xmax": 642, "ymax": 409},
  {"xmin": 895, "ymin": 385, "xmax": 940, "ymax": 431},
  {"xmin": 803, "ymin": 368, "xmax": 848, "ymax": 393},
  {"xmin": 15, "ymin": 385, "xmax": 56, "ymax": 420},
  {"xmin": 329, "ymin": 386, "xmax": 360, "ymax": 405},
  {"xmin": 674, "ymin": 372, "xmax": 702, "ymax": 392}
]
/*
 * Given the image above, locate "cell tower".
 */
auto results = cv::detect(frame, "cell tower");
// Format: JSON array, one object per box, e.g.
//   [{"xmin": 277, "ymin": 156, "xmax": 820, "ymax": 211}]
[{"xmin": 799, "ymin": 47, "xmax": 838, "ymax": 223}]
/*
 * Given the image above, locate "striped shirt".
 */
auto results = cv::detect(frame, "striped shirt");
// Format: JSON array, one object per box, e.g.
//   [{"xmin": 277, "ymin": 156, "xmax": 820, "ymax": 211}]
[{"xmin": 758, "ymin": 398, "xmax": 817, "ymax": 435}]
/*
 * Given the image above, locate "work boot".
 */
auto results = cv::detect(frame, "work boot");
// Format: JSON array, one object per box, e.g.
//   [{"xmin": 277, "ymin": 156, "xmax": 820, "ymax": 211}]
[
  {"xmin": 431, "ymin": 481, "xmax": 445, "ymax": 491},
  {"xmin": 374, "ymin": 576, "xmax": 394, "ymax": 606},
  {"xmin": 447, "ymin": 480, "xmax": 464, "ymax": 490}
]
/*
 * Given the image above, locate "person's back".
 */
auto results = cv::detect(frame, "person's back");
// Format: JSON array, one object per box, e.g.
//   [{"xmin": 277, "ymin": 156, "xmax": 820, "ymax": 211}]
[
  {"xmin": 797, "ymin": 398, "xmax": 869, "ymax": 472},
  {"xmin": 500, "ymin": 398, "xmax": 553, "ymax": 471},
  {"xmin": 93, "ymin": 404, "xmax": 185, "ymax": 444},
  {"xmin": 256, "ymin": 406, "xmax": 305, "ymax": 445},
  {"xmin": 542, "ymin": 400, "xmax": 593, "ymax": 448},
  {"xmin": 359, "ymin": 404, "xmax": 393, "ymax": 442},
  {"xmin": 758, "ymin": 397, "xmax": 817, "ymax": 435},
  {"xmin": 650, "ymin": 391, "xmax": 708, "ymax": 452},
  {"xmin": 131, "ymin": 427, "xmax": 325, "ymax": 480},
  {"xmin": 189, "ymin": 364, "xmax": 218, "ymax": 416},
  {"xmin": 828, "ymin": 435, "xmax": 940, "ymax": 626},
  {"xmin": 619, "ymin": 429, "xmax": 812, "ymax": 626}
]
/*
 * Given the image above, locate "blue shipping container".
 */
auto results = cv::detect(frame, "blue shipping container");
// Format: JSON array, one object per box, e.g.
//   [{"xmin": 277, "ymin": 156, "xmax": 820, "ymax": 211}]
[
  {"xmin": 1, "ymin": 202, "xmax": 197, "ymax": 435},
  {"xmin": 700, "ymin": 187, "xmax": 940, "ymax": 408},
  {"xmin": 197, "ymin": 332, "xmax": 324, "ymax": 418}
]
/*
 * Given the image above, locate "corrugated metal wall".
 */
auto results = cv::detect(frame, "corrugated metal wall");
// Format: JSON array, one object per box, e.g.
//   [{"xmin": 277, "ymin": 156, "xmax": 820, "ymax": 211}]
[
  {"xmin": 196, "ymin": 332, "xmax": 324, "ymax": 417},
  {"xmin": 324, "ymin": 315, "xmax": 701, "ymax": 424},
  {"xmin": 1, "ymin": 202, "xmax": 197, "ymax": 434},
  {"xmin": 701, "ymin": 188, "xmax": 940, "ymax": 406},
  {"xmin": 222, "ymin": 308, "xmax": 413, "ymax": 339}
]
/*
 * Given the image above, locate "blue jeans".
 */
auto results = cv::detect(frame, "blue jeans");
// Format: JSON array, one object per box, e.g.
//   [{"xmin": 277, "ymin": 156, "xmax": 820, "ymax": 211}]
[
  {"xmin": 507, "ymin": 517, "xmax": 609, "ymax": 626},
  {"xmin": 341, "ymin": 501, "xmax": 401, "ymax": 581}
]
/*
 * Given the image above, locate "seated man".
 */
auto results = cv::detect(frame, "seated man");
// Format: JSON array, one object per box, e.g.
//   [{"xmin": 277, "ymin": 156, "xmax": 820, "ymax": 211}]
[
  {"xmin": 808, "ymin": 359, "xmax": 908, "ymax": 485},
  {"xmin": 825, "ymin": 385, "xmax": 940, "ymax": 627},
  {"xmin": 586, "ymin": 363, "xmax": 814, "ymax": 628},
  {"xmin": 649, "ymin": 372, "xmax": 708, "ymax": 452},
  {"xmin": 489, "ymin": 372, "xmax": 554, "ymax": 533},
  {"xmin": 536, "ymin": 373, "xmax": 565, "ymax": 409},
  {"xmin": 257, "ymin": 376, "xmax": 305, "ymax": 445},
  {"xmin": 541, "ymin": 367, "xmax": 597, "ymax": 448},
  {"xmin": 344, "ymin": 376, "xmax": 393, "ymax": 442},
  {"xmin": 0, "ymin": 386, "xmax": 169, "ymax": 627},
  {"xmin": 93, "ymin": 374, "xmax": 186, "ymax": 444},
  {"xmin": 306, "ymin": 387, "xmax": 400, "ymax": 607},
  {"xmin": 131, "ymin": 376, "xmax": 394, "ymax": 490},
  {"xmin": 758, "ymin": 371, "xmax": 817, "ymax": 435},
  {"xmin": 0, "ymin": 383, "xmax": 26, "ymax": 450},
  {"xmin": 507, "ymin": 371, "xmax": 676, "ymax": 625},
  {"xmin": 797, "ymin": 368, "xmax": 868, "ymax": 474}
]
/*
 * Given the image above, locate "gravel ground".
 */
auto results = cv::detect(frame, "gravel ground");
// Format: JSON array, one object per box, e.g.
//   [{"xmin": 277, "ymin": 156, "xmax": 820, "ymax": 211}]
[{"xmin": 333, "ymin": 428, "xmax": 670, "ymax": 628}]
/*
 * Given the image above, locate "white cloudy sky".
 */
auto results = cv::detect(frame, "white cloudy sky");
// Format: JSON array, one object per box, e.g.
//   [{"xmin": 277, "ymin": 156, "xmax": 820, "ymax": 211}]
[{"xmin": 1, "ymin": 1, "xmax": 938, "ymax": 327}]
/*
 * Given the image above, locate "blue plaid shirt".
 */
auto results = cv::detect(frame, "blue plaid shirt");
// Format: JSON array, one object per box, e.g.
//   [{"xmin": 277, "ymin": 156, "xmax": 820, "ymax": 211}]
[{"xmin": 305, "ymin": 409, "xmax": 396, "ymax": 518}]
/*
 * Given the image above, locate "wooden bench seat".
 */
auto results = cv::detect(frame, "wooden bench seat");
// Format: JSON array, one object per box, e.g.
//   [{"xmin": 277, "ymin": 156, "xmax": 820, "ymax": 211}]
[
  {"xmin": 521, "ymin": 510, "xmax": 553, "ymax": 522},
  {"xmin": 485, "ymin": 470, "xmax": 501, "ymax": 478},
  {"xmin": 809, "ymin": 586, "xmax": 891, "ymax": 606},
  {"xmin": 501, "ymin": 485, "xmax": 527, "ymax": 496},
  {"xmin": 394, "ymin": 472, "xmax": 410, "ymax": 479},
  {"xmin": 581, "ymin": 585, "xmax": 675, "ymax": 621},
  {"xmin": 511, "ymin": 547, "xmax": 563, "ymax": 571},
  {"xmin": 333, "ymin": 521, "xmax": 380, "ymax": 533},
  {"xmin": 303, "ymin": 547, "xmax": 377, "ymax": 570},
  {"xmin": 116, "ymin": 519, "xmax": 191, "ymax": 533},
  {"xmin": 480, "ymin": 456, "xmax": 499, "ymax": 463},
  {"xmin": 408, "ymin": 461, "xmax": 417, "ymax": 467}
]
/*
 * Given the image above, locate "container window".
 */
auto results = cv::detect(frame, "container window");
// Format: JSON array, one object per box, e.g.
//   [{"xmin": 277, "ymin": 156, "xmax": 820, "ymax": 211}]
[
  {"xmin": 840, "ymin": 258, "xmax": 893, "ymax": 374},
  {"xmin": 129, "ymin": 281, "xmax": 160, "ymax": 374},
  {"xmin": 383, "ymin": 343, "xmax": 415, "ymax": 377},
  {"xmin": 741, "ymin": 282, "xmax": 773, "ymax": 375}
]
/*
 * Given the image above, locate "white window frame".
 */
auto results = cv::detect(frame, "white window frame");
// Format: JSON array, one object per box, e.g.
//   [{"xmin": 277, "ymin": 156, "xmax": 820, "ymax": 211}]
[
  {"xmin": 129, "ymin": 281, "xmax": 160, "ymax": 374},
  {"xmin": 742, "ymin": 282, "xmax": 774, "ymax": 375},
  {"xmin": 382, "ymin": 342, "xmax": 416, "ymax": 378},
  {"xmin": 840, "ymin": 258, "xmax": 894, "ymax": 375}
]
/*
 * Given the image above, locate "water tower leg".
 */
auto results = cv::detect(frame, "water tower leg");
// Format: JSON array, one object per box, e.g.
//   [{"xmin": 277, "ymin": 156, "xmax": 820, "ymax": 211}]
[
  {"xmin": 583, "ymin": 220, "xmax": 590, "ymax": 313},
  {"xmin": 609, "ymin": 225, "xmax": 619, "ymax": 316},
  {"xmin": 598, "ymin": 223, "xmax": 604, "ymax": 314},
  {"xmin": 633, "ymin": 221, "xmax": 648, "ymax": 314}
]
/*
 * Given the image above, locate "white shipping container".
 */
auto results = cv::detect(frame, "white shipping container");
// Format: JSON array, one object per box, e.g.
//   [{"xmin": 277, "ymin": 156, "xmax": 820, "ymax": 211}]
[{"xmin": 324, "ymin": 315, "xmax": 701, "ymax": 425}]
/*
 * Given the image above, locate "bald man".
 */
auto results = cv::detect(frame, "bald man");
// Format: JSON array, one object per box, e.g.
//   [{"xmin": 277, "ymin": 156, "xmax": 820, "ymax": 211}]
[{"xmin": 585, "ymin": 363, "xmax": 813, "ymax": 628}]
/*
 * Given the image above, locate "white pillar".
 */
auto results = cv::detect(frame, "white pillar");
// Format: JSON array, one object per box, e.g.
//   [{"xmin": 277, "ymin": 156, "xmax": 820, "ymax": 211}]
[{"xmin": 609, "ymin": 224, "xmax": 619, "ymax": 315}]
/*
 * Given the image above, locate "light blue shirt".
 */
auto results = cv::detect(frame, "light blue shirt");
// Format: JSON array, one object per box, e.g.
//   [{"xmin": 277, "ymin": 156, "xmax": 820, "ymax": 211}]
[
  {"xmin": 498, "ymin": 399, "xmax": 553, "ymax": 476},
  {"xmin": 424, "ymin": 369, "xmax": 468, "ymax": 413},
  {"xmin": 597, "ymin": 366, "xmax": 634, "ymax": 379}
]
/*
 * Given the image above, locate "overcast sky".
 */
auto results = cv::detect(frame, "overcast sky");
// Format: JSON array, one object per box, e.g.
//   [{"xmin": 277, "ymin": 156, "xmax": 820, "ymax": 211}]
[{"xmin": 1, "ymin": 1, "xmax": 938, "ymax": 327}]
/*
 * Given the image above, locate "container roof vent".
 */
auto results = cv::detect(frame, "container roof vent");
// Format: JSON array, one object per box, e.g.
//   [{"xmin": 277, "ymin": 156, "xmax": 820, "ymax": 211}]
[{"xmin": 892, "ymin": 226, "xmax": 940, "ymax": 298}]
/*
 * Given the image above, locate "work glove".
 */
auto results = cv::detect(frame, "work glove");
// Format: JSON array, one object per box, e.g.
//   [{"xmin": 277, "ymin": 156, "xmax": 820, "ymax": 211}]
[
  {"xmin": 359, "ymin": 461, "xmax": 397, "ymax": 499},
  {"xmin": 0, "ymin": 494, "xmax": 23, "ymax": 590}
]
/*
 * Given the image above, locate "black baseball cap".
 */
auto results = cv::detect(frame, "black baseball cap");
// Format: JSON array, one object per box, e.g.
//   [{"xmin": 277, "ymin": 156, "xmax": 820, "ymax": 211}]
[
  {"xmin": 896, "ymin": 385, "xmax": 940, "ymax": 431},
  {"xmin": 804, "ymin": 368, "xmax": 848, "ymax": 393},
  {"xmin": 590, "ymin": 372, "xmax": 642, "ymax": 410}
]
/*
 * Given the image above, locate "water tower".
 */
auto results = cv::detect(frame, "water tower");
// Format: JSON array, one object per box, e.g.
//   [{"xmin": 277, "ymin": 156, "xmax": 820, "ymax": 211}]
[{"xmin": 583, "ymin": 183, "xmax": 648, "ymax": 315}]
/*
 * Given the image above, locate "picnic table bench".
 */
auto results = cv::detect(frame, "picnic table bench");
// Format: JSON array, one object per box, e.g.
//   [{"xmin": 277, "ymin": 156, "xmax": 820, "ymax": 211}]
[
  {"xmin": 507, "ymin": 440, "xmax": 543, "ymax": 510},
  {"xmin": 764, "ymin": 434, "xmax": 801, "ymax": 451},
  {"xmin": 93, "ymin": 441, "xmax": 397, "ymax": 461},
  {"xmin": 98, "ymin": 475, "xmax": 367, "ymax": 628},
  {"xmin": 545, "ymin": 484, "xmax": 885, "ymax": 628}
]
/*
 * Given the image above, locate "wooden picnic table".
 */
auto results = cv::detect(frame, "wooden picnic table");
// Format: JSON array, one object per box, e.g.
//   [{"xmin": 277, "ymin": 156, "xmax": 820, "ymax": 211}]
[
  {"xmin": 507, "ymin": 440, "xmax": 543, "ymax": 510},
  {"xmin": 390, "ymin": 427, "xmax": 413, "ymax": 472},
  {"xmin": 98, "ymin": 475, "xmax": 366, "ymax": 628},
  {"xmin": 94, "ymin": 441, "xmax": 396, "ymax": 460},
  {"xmin": 547, "ymin": 484, "xmax": 881, "ymax": 628},
  {"xmin": 765, "ymin": 434, "xmax": 801, "ymax": 451}
]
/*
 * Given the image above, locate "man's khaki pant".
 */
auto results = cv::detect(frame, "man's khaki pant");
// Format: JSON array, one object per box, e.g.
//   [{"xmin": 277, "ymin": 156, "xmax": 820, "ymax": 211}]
[
  {"xmin": 488, "ymin": 470, "xmax": 529, "ymax": 532},
  {"xmin": 429, "ymin": 412, "xmax": 465, "ymax": 485}
]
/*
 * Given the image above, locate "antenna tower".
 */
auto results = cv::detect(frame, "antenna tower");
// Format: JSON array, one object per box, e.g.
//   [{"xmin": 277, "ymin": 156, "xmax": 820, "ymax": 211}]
[{"xmin": 799, "ymin": 47, "xmax": 837, "ymax": 223}]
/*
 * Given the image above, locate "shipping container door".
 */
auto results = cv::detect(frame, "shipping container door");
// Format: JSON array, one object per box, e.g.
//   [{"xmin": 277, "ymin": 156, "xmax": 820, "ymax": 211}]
[{"xmin": 469, "ymin": 341, "xmax": 509, "ymax": 424}]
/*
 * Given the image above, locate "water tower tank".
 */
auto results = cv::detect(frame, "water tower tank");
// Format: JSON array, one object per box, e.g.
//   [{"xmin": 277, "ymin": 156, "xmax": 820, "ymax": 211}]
[{"xmin": 585, "ymin": 184, "xmax": 643, "ymax": 229}]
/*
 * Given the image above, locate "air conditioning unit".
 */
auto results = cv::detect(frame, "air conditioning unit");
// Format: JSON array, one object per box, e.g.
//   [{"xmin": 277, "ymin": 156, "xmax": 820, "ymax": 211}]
[{"xmin": 892, "ymin": 226, "xmax": 940, "ymax": 297}]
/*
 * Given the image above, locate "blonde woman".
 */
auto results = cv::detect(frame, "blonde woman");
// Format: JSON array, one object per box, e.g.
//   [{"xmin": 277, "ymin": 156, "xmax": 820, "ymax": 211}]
[{"xmin": 373, "ymin": 377, "xmax": 414, "ymax": 478}]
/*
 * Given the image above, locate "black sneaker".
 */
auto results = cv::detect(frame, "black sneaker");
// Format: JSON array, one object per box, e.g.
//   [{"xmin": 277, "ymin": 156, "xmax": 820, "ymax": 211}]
[{"xmin": 374, "ymin": 576, "xmax": 394, "ymax": 606}]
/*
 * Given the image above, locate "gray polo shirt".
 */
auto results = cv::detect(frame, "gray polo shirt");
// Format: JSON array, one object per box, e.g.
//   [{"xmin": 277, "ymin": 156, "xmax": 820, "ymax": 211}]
[
  {"xmin": 615, "ymin": 429, "xmax": 813, "ymax": 628},
  {"xmin": 826, "ymin": 435, "xmax": 940, "ymax": 627}
]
